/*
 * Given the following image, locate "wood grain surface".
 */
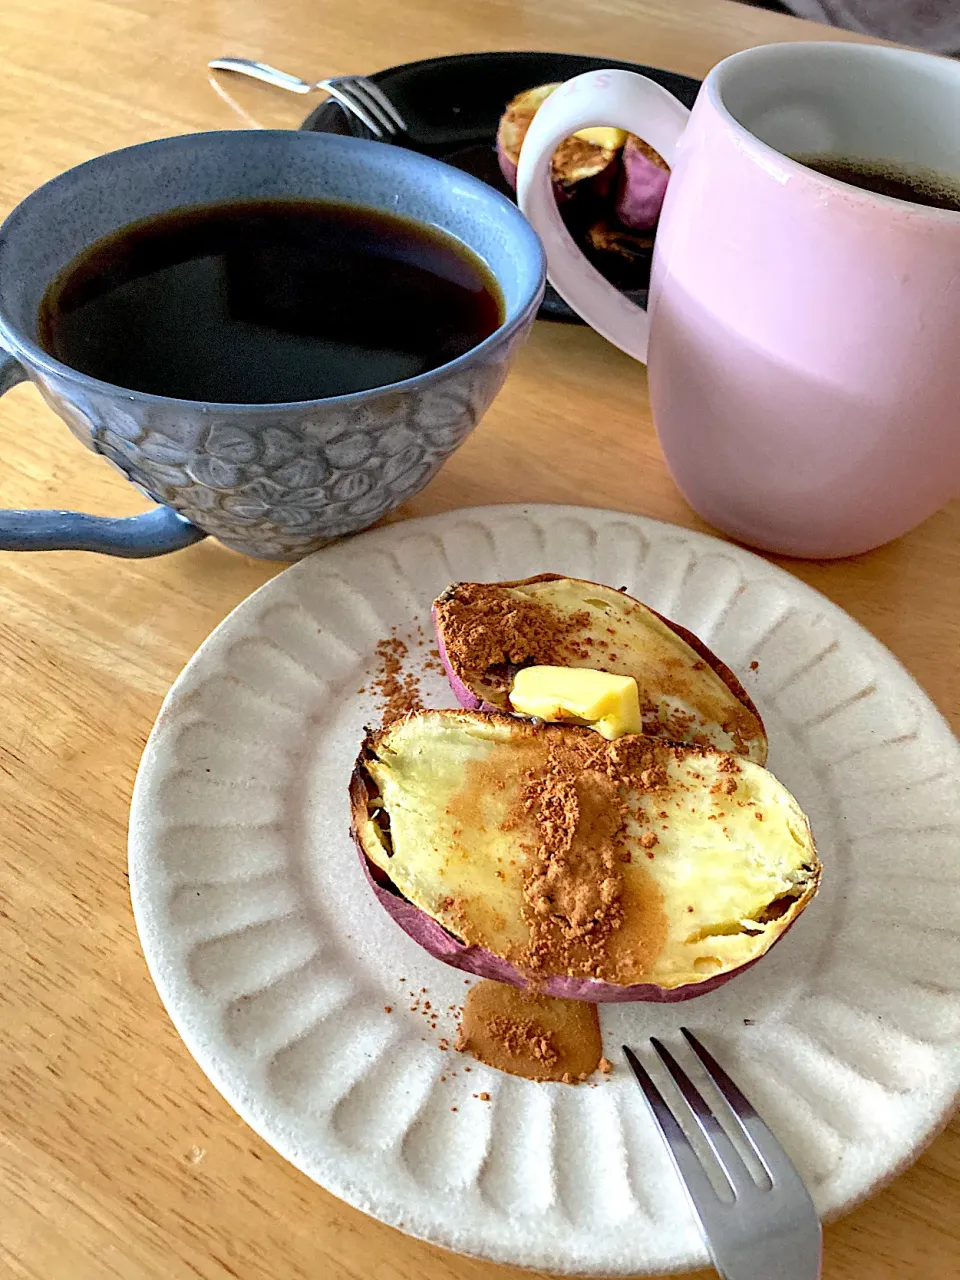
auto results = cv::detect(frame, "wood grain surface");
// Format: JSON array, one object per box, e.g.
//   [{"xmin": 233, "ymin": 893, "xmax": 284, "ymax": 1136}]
[{"xmin": 0, "ymin": 0, "xmax": 957, "ymax": 1277}]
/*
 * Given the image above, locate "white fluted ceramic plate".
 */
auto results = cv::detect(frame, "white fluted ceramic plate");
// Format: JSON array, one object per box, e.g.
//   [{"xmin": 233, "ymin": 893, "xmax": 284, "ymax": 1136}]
[{"xmin": 129, "ymin": 505, "xmax": 960, "ymax": 1276}]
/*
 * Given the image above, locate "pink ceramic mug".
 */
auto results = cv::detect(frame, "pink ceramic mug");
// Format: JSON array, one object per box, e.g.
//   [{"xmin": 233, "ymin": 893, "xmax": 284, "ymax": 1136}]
[{"xmin": 517, "ymin": 43, "xmax": 960, "ymax": 558}]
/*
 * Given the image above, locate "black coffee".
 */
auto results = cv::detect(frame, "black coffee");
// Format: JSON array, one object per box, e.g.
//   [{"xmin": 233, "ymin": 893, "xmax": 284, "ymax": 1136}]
[
  {"xmin": 794, "ymin": 155, "xmax": 960, "ymax": 213},
  {"xmin": 37, "ymin": 198, "xmax": 504, "ymax": 403}
]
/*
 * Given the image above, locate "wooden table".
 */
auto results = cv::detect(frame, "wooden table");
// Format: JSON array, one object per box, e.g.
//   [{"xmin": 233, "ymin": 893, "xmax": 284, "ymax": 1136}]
[{"xmin": 0, "ymin": 0, "xmax": 957, "ymax": 1276}]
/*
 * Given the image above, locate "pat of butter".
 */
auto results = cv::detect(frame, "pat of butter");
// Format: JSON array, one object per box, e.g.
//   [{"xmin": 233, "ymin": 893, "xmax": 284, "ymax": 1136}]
[
  {"xmin": 510, "ymin": 666, "xmax": 643, "ymax": 740},
  {"xmin": 573, "ymin": 126, "xmax": 628, "ymax": 150}
]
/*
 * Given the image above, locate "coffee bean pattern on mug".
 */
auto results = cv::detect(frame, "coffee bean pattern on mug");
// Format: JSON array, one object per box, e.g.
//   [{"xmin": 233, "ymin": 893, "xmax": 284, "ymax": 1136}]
[{"xmin": 33, "ymin": 354, "xmax": 515, "ymax": 559}]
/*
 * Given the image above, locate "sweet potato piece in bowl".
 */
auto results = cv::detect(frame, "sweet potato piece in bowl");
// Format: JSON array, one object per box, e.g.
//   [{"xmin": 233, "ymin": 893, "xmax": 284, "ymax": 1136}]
[
  {"xmin": 616, "ymin": 134, "xmax": 671, "ymax": 231},
  {"xmin": 496, "ymin": 83, "xmax": 669, "ymax": 231},
  {"xmin": 351, "ymin": 711, "xmax": 819, "ymax": 1002},
  {"xmin": 496, "ymin": 83, "xmax": 622, "ymax": 199},
  {"xmin": 433, "ymin": 575, "xmax": 767, "ymax": 764}
]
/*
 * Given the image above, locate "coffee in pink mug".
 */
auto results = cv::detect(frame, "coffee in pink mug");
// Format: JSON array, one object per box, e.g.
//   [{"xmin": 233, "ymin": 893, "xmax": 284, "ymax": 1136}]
[{"xmin": 516, "ymin": 43, "xmax": 960, "ymax": 558}]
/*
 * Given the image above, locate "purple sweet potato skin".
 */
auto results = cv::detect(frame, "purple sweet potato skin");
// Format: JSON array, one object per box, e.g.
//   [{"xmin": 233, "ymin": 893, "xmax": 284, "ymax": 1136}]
[
  {"xmin": 432, "ymin": 603, "xmax": 495, "ymax": 712},
  {"xmin": 615, "ymin": 135, "xmax": 670, "ymax": 230},
  {"xmin": 359, "ymin": 843, "xmax": 781, "ymax": 1003}
]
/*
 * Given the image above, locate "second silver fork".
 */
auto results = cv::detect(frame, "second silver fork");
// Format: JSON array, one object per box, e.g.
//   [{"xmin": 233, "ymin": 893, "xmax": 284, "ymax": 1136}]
[{"xmin": 208, "ymin": 57, "xmax": 408, "ymax": 139}]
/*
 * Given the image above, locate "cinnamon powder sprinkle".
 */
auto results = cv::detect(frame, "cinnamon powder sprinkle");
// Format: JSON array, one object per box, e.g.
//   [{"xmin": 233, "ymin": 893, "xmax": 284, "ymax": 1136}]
[
  {"xmin": 440, "ymin": 725, "xmax": 672, "ymax": 990},
  {"xmin": 456, "ymin": 979, "xmax": 602, "ymax": 1083},
  {"xmin": 487, "ymin": 1016, "xmax": 559, "ymax": 1066},
  {"xmin": 371, "ymin": 632, "xmax": 424, "ymax": 725},
  {"xmin": 517, "ymin": 761, "xmax": 624, "ymax": 980},
  {"xmin": 509, "ymin": 733, "xmax": 670, "ymax": 985},
  {"xmin": 434, "ymin": 582, "xmax": 590, "ymax": 682}
]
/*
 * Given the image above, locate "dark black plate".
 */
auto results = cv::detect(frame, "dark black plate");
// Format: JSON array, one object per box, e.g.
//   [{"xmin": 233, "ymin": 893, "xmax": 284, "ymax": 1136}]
[{"xmin": 299, "ymin": 50, "xmax": 700, "ymax": 322}]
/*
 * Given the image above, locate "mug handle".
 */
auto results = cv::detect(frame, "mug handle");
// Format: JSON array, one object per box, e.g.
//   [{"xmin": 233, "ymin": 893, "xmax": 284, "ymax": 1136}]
[
  {"xmin": 516, "ymin": 69, "xmax": 691, "ymax": 363},
  {"xmin": 0, "ymin": 346, "xmax": 207, "ymax": 556}
]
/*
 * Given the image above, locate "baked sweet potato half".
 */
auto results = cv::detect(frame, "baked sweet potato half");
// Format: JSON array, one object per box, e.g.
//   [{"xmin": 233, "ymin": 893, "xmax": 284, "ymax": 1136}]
[
  {"xmin": 351, "ymin": 712, "xmax": 819, "ymax": 1002},
  {"xmin": 433, "ymin": 575, "xmax": 767, "ymax": 764}
]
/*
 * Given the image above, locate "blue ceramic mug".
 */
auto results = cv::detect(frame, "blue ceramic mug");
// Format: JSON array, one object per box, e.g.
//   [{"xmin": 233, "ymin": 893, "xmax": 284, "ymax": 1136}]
[{"xmin": 0, "ymin": 130, "xmax": 545, "ymax": 559}]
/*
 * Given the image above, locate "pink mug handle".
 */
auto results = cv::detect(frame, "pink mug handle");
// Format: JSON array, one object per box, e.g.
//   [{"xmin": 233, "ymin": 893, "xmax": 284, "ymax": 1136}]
[{"xmin": 516, "ymin": 69, "xmax": 691, "ymax": 363}]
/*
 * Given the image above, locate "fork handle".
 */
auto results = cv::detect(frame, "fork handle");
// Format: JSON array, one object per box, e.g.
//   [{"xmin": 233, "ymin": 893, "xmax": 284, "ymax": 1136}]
[
  {"xmin": 715, "ymin": 1230, "xmax": 821, "ymax": 1280},
  {"xmin": 208, "ymin": 57, "xmax": 314, "ymax": 94}
]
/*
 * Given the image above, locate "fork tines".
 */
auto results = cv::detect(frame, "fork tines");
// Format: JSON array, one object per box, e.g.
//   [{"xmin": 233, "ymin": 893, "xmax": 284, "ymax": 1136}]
[
  {"xmin": 319, "ymin": 76, "xmax": 408, "ymax": 138},
  {"xmin": 623, "ymin": 1029, "xmax": 822, "ymax": 1280}
]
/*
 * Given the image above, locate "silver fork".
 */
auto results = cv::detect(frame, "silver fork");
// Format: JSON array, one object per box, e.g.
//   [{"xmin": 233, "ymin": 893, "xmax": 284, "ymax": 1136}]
[
  {"xmin": 623, "ymin": 1029, "xmax": 821, "ymax": 1280},
  {"xmin": 208, "ymin": 58, "xmax": 408, "ymax": 140}
]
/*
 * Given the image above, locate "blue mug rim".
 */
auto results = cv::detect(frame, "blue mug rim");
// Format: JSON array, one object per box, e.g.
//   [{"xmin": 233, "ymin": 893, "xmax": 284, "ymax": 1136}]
[{"xmin": 0, "ymin": 129, "xmax": 547, "ymax": 413}]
